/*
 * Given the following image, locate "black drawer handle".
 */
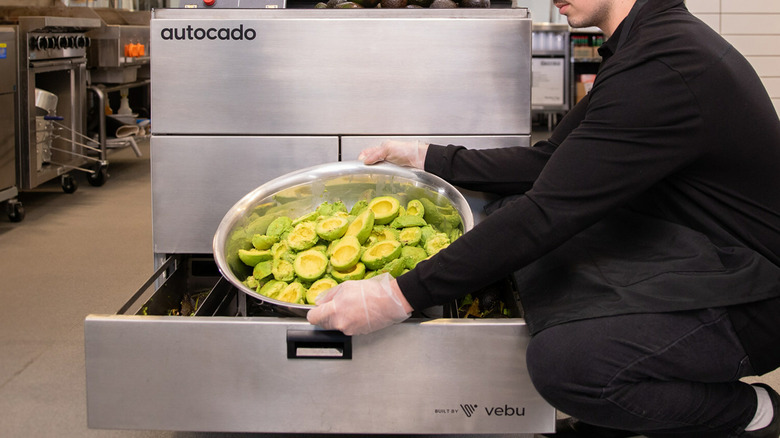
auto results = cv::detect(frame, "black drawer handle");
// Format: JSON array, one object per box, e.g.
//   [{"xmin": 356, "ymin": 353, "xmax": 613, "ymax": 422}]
[{"xmin": 286, "ymin": 330, "xmax": 352, "ymax": 360}]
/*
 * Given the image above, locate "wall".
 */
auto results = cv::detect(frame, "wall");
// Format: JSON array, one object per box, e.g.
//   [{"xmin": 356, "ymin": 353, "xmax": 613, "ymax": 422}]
[{"xmin": 686, "ymin": 0, "xmax": 780, "ymax": 117}]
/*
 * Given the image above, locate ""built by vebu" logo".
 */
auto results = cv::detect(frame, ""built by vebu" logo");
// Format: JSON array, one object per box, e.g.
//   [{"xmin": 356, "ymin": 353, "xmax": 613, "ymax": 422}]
[{"xmin": 459, "ymin": 404, "xmax": 526, "ymax": 418}]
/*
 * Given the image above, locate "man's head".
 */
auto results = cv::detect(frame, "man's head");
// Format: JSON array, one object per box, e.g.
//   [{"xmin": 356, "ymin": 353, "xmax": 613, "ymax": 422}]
[{"xmin": 553, "ymin": 0, "xmax": 637, "ymax": 37}]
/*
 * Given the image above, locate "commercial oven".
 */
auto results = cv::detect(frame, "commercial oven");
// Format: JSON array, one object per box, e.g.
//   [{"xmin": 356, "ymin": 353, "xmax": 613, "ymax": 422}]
[
  {"xmin": 85, "ymin": 8, "xmax": 554, "ymax": 435},
  {"xmin": 13, "ymin": 15, "xmax": 106, "ymax": 193}
]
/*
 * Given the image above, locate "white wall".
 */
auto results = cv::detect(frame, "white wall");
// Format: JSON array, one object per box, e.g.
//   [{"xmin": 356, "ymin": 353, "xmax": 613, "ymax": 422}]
[{"xmin": 687, "ymin": 0, "xmax": 780, "ymax": 117}]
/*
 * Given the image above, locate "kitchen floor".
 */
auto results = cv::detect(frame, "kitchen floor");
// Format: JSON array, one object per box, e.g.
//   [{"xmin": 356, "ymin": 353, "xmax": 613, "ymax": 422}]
[{"xmin": 1, "ymin": 132, "xmax": 777, "ymax": 438}]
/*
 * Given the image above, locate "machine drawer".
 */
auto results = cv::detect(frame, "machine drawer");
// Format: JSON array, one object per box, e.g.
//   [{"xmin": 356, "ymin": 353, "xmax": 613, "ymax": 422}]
[{"xmin": 85, "ymin": 256, "xmax": 555, "ymax": 434}]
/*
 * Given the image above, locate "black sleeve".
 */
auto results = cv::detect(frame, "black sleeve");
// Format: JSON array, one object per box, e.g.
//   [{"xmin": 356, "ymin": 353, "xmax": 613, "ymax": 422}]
[
  {"xmin": 399, "ymin": 60, "xmax": 703, "ymax": 310},
  {"xmin": 422, "ymin": 94, "xmax": 591, "ymax": 196}
]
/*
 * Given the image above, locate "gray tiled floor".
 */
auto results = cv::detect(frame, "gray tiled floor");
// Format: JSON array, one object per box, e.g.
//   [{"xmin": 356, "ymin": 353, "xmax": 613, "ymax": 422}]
[{"xmin": 1, "ymin": 134, "xmax": 777, "ymax": 438}]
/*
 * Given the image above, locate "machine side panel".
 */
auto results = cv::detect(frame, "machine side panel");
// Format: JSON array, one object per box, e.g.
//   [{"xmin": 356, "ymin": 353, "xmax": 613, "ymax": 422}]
[{"xmin": 151, "ymin": 136, "xmax": 339, "ymax": 254}]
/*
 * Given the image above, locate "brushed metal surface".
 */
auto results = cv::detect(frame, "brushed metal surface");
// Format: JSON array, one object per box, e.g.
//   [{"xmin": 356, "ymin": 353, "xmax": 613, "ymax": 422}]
[
  {"xmin": 0, "ymin": 27, "xmax": 16, "ymax": 192},
  {"xmin": 85, "ymin": 315, "xmax": 555, "ymax": 434},
  {"xmin": 151, "ymin": 135, "xmax": 339, "ymax": 255},
  {"xmin": 151, "ymin": 9, "xmax": 532, "ymax": 136},
  {"xmin": 0, "ymin": 94, "xmax": 15, "ymax": 191}
]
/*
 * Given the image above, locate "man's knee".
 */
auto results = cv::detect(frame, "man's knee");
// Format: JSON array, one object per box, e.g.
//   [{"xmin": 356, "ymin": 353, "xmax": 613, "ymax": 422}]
[{"xmin": 526, "ymin": 325, "xmax": 605, "ymax": 410}]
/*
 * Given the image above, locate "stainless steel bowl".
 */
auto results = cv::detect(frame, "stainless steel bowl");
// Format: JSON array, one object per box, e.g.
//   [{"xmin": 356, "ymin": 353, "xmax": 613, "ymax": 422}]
[{"xmin": 213, "ymin": 161, "xmax": 474, "ymax": 317}]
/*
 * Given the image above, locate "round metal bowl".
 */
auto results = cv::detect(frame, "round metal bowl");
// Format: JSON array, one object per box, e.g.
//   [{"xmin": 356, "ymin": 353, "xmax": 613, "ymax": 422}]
[{"xmin": 213, "ymin": 161, "xmax": 474, "ymax": 317}]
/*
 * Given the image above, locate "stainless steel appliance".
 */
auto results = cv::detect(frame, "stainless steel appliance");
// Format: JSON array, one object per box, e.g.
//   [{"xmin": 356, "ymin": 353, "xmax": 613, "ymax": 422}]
[
  {"xmin": 85, "ymin": 8, "xmax": 554, "ymax": 435},
  {"xmin": 86, "ymin": 8, "xmax": 151, "ymax": 157},
  {"xmin": 15, "ymin": 15, "xmax": 104, "ymax": 193},
  {"xmin": 87, "ymin": 9, "xmax": 150, "ymax": 84},
  {"xmin": 0, "ymin": 25, "xmax": 23, "ymax": 222}
]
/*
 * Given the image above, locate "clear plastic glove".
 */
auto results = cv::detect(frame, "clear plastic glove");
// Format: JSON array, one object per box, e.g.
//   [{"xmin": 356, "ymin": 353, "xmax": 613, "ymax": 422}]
[
  {"xmin": 358, "ymin": 139, "xmax": 429, "ymax": 169},
  {"xmin": 306, "ymin": 273, "xmax": 413, "ymax": 335}
]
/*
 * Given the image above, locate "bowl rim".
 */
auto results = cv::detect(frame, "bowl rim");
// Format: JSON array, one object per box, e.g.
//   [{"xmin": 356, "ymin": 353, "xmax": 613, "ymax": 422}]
[{"xmin": 212, "ymin": 160, "xmax": 474, "ymax": 315}]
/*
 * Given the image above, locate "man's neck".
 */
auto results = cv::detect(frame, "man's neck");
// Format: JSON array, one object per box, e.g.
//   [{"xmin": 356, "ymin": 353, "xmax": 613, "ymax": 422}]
[{"xmin": 601, "ymin": 0, "xmax": 637, "ymax": 38}]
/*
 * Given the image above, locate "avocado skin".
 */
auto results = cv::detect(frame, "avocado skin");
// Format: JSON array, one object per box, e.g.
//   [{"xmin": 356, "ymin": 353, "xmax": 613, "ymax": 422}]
[
  {"xmin": 381, "ymin": 0, "xmax": 407, "ymax": 7},
  {"xmin": 429, "ymin": 0, "xmax": 457, "ymax": 7},
  {"xmin": 460, "ymin": 0, "xmax": 489, "ymax": 6}
]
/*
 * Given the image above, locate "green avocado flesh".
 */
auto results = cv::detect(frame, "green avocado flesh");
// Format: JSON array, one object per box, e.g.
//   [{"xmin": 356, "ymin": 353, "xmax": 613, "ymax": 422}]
[{"xmin": 234, "ymin": 195, "xmax": 462, "ymax": 305}]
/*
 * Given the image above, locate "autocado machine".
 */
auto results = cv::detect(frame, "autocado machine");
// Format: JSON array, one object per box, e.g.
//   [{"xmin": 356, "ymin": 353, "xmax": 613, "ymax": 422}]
[{"xmin": 85, "ymin": 6, "xmax": 555, "ymax": 435}]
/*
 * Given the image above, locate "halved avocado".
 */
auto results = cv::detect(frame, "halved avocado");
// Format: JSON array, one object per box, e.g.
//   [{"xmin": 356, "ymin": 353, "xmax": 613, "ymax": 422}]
[
  {"xmin": 266, "ymin": 216, "xmax": 292, "ymax": 239},
  {"xmin": 344, "ymin": 209, "xmax": 375, "ymax": 244},
  {"xmin": 271, "ymin": 241, "xmax": 294, "ymax": 262},
  {"xmin": 424, "ymin": 232, "xmax": 451, "ymax": 256},
  {"xmin": 349, "ymin": 199, "xmax": 369, "ymax": 216},
  {"xmin": 368, "ymin": 196, "xmax": 401, "ymax": 225},
  {"xmin": 399, "ymin": 226, "xmax": 422, "ymax": 246},
  {"xmin": 238, "ymin": 248, "xmax": 273, "ymax": 267},
  {"xmin": 369, "ymin": 225, "xmax": 399, "ymax": 244},
  {"xmin": 251, "ymin": 234, "xmax": 277, "ymax": 250},
  {"xmin": 253, "ymin": 260, "xmax": 274, "ymax": 281},
  {"xmin": 315, "ymin": 216, "xmax": 349, "ymax": 241},
  {"xmin": 401, "ymin": 245, "xmax": 427, "ymax": 269},
  {"xmin": 406, "ymin": 199, "xmax": 425, "ymax": 218},
  {"xmin": 272, "ymin": 258, "xmax": 296, "ymax": 282},
  {"xmin": 258, "ymin": 279, "xmax": 287, "ymax": 298},
  {"xmin": 306, "ymin": 277, "xmax": 338, "ymax": 304},
  {"xmin": 332, "ymin": 262, "xmax": 366, "ymax": 282},
  {"xmin": 244, "ymin": 275, "xmax": 260, "ymax": 290},
  {"xmin": 390, "ymin": 214, "xmax": 427, "ymax": 229},
  {"xmin": 287, "ymin": 221, "xmax": 319, "ymax": 251},
  {"xmin": 377, "ymin": 257, "xmax": 406, "ymax": 277},
  {"xmin": 274, "ymin": 282, "xmax": 306, "ymax": 304},
  {"xmin": 292, "ymin": 210, "xmax": 319, "ymax": 226},
  {"xmin": 361, "ymin": 239, "xmax": 402, "ymax": 270},
  {"xmin": 293, "ymin": 249, "xmax": 329, "ymax": 281},
  {"xmin": 329, "ymin": 235, "xmax": 362, "ymax": 270}
]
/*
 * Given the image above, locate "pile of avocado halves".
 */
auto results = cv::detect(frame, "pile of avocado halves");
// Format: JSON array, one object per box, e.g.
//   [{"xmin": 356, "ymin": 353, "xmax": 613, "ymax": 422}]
[{"xmin": 238, "ymin": 196, "xmax": 463, "ymax": 305}]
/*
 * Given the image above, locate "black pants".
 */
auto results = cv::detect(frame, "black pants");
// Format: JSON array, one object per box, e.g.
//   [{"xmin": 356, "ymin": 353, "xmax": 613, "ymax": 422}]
[{"xmin": 526, "ymin": 308, "xmax": 761, "ymax": 438}]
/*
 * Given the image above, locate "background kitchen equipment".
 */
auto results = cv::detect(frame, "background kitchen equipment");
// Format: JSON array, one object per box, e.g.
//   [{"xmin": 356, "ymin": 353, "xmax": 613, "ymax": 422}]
[
  {"xmin": 33, "ymin": 87, "xmax": 108, "ymax": 189},
  {"xmin": 86, "ymin": 7, "xmax": 554, "ymax": 435},
  {"xmin": 0, "ymin": 25, "xmax": 23, "ymax": 222},
  {"xmin": 86, "ymin": 8, "xmax": 150, "ymax": 157},
  {"xmin": 10, "ymin": 13, "xmax": 104, "ymax": 193}
]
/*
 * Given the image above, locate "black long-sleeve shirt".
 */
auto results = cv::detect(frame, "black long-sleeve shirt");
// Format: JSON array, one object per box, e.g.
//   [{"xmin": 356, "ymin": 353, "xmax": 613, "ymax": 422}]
[{"xmin": 397, "ymin": 0, "xmax": 780, "ymax": 342}]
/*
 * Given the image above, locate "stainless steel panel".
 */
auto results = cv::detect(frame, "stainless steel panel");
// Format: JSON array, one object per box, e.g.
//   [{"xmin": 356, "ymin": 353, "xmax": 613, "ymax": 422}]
[
  {"xmin": 151, "ymin": 9, "xmax": 532, "ymax": 136},
  {"xmin": 151, "ymin": 135, "xmax": 339, "ymax": 255},
  {"xmin": 0, "ymin": 27, "xmax": 16, "ymax": 192},
  {"xmin": 0, "ymin": 27, "xmax": 15, "ymax": 93},
  {"xmin": 85, "ymin": 316, "xmax": 555, "ymax": 434},
  {"xmin": 0, "ymin": 94, "xmax": 15, "ymax": 191}
]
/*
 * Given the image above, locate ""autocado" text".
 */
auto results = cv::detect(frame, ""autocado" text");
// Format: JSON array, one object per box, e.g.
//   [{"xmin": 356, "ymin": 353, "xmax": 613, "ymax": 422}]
[{"xmin": 160, "ymin": 24, "xmax": 256, "ymax": 41}]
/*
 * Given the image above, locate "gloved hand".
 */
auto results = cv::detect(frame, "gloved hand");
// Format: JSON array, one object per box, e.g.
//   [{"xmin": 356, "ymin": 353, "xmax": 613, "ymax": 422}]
[
  {"xmin": 306, "ymin": 273, "xmax": 413, "ymax": 335},
  {"xmin": 358, "ymin": 140, "xmax": 429, "ymax": 169}
]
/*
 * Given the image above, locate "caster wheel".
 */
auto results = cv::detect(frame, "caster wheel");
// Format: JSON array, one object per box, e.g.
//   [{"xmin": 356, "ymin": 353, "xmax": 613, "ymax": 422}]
[
  {"xmin": 62, "ymin": 174, "xmax": 78, "ymax": 194},
  {"xmin": 88, "ymin": 163, "xmax": 109, "ymax": 187},
  {"xmin": 7, "ymin": 201, "xmax": 24, "ymax": 222}
]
